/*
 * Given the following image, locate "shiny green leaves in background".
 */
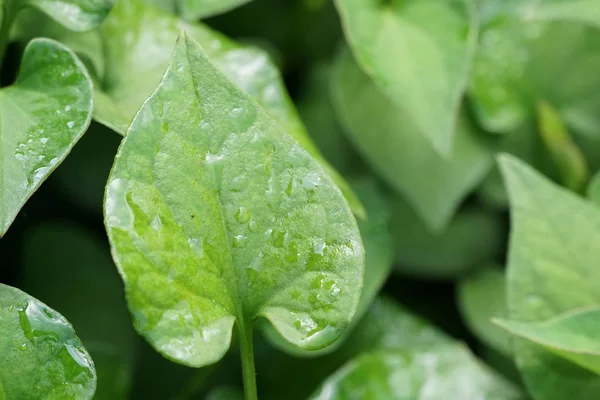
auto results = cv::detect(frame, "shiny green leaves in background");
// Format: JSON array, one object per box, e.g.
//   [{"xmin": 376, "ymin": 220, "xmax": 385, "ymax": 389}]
[
  {"xmin": 500, "ymin": 154, "xmax": 600, "ymax": 400},
  {"xmin": 335, "ymin": 0, "xmax": 478, "ymax": 155},
  {"xmin": 105, "ymin": 34, "xmax": 364, "ymax": 368},
  {"xmin": 332, "ymin": 47, "xmax": 492, "ymax": 231},
  {"xmin": 0, "ymin": 38, "xmax": 92, "ymax": 237},
  {"xmin": 22, "ymin": 0, "xmax": 113, "ymax": 31},
  {"xmin": 145, "ymin": 0, "xmax": 254, "ymax": 20},
  {"xmin": 0, "ymin": 283, "xmax": 96, "ymax": 399}
]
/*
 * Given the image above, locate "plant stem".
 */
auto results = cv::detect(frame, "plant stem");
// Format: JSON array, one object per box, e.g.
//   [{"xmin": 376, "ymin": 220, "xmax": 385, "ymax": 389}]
[{"xmin": 239, "ymin": 323, "xmax": 258, "ymax": 400}]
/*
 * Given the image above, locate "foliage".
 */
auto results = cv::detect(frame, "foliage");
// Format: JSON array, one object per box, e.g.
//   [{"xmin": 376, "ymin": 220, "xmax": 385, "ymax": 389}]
[{"xmin": 2, "ymin": 0, "xmax": 600, "ymax": 399}]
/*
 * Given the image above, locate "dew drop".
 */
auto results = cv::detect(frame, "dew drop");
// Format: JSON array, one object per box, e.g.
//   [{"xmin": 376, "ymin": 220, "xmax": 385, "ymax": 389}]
[
  {"xmin": 151, "ymin": 215, "xmax": 163, "ymax": 231},
  {"xmin": 235, "ymin": 207, "xmax": 251, "ymax": 224},
  {"xmin": 66, "ymin": 121, "xmax": 75, "ymax": 129},
  {"xmin": 232, "ymin": 234, "xmax": 248, "ymax": 248},
  {"xmin": 230, "ymin": 107, "xmax": 244, "ymax": 117}
]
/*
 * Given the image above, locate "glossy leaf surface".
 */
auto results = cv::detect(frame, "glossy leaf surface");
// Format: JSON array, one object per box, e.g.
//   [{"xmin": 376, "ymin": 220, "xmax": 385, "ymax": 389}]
[
  {"xmin": 500, "ymin": 154, "xmax": 600, "ymax": 399},
  {"xmin": 331, "ymin": 47, "xmax": 492, "ymax": 231},
  {"xmin": 458, "ymin": 266, "xmax": 511, "ymax": 355},
  {"xmin": 145, "ymin": 0, "xmax": 253, "ymax": 19},
  {"xmin": 335, "ymin": 0, "xmax": 478, "ymax": 155},
  {"xmin": 495, "ymin": 307, "xmax": 600, "ymax": 375},
  {"xmin": 23, "ymin": 0, "xmax": 113, "ymax": 31},
  {"xmin": 263, "ymin": 178, "xmax": 392, "ymax": 356},
  {"xmin": 105, "ymin": 34, "xmax": 364, "ymax": 367},
  {"xmin": 0, "ymin": 38, "xmax": 92, "ymax": 237},
  {"xmin": 97, "ymin": 0, "xmax": 364, "ymax": 218},
  {"xmin": 0, "ymin": 283, "xmax": 96, "ymax": 399}
]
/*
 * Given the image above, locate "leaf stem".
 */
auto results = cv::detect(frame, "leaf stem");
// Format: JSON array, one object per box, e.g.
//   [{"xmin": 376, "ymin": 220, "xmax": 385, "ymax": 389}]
[{"xmin": 239, "ymin": 323, "xmax": 258, "ymax": 400}]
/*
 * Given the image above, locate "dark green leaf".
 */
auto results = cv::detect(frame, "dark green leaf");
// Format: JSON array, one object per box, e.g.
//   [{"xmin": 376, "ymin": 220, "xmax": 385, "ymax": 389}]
[
  {"xmin": 500, "ymin": 154, "xmax": 600, "ymax": 399},
  {"xmin": 0, "ymin": 283, "xmax": 96, "ymax": 399},
  {"xmin": 331, "ymin": 47, "xmax": 492, "ymax": 231},
  {"xmin": 104, "ymin": 33, "xmax": 364, "ymax": 367},
  {"xmin": 0, "ymin": 38, "xmax": 93, "ymax": 237},
  {"xmin": 495, "ymin": 306, "xmax": 600, "ymax": 376},
  {"xmin": 458, "ymin": 265, "xmax": 511, "ymax": 355},
  {"xmin": 334, "ymin": 0, "xmax": 478, "ymax": 155},
  {"xmin": 97, "ymin": 0, "xmax": 365, "ymax": 218}
]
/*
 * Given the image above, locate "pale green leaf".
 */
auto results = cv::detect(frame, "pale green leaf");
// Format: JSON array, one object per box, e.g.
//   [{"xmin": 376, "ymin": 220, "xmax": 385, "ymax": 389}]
[
  {"xmin": 334, "ymin": 0, "xmax": 478, "ymax": 155},
  {"xmin": 21, "ymin": 0, "xmax": 112, "ymax": 31},
  {"xmin": 0, "ymin": 38, "xmax": 93, "ymax": 237},
  {"xmin": 522, "ymin": 0, "xmax": 600, "ymax": 29},
  {"xmin": 97, "ymin": 0, "xmax": 365, "ymax": 218},
  {"xmin": 310, "ymin": 346, "xmax": 522, "ymax": 400},
  {"xmin": 331, "ymin": 47, "xmax": 492, "ymax": 231},
  {"xmin": 389, "ymin": 193, "xmax": 504, "ymax": 279},
  {"xmin": 263, "ymin": 178, "xmax": 392, "ymax": 356},
  {"xmin": 500, "ymin": 154, "xmax": 600, "ymax": 399},
  {"xmin": 471, "ymin": 4, "xmax": 600, "ymax": 136},
  {"xmin": 495, "ymin": 306, "xmax": 600, "ymax": 376},
  {"xmin": 458, "ymin": 265, "xmax": 512, "ymax": 355},
  {"xmin": 586, "ymin": 171, "xmax": 600, "ymax": 204},
  {"xmin": 104, "ymin": 33, "xmax": 364, "ymax": 367},
  {"xmin": 0, "ymin": 283, "xmax": 96, "ymax": 399}
]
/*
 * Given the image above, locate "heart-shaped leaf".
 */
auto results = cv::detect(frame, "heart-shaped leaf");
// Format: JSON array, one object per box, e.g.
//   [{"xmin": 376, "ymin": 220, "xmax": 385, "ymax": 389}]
[
  {"xmin": 95, "ymin": 0, "xmax": 364, "ymax": 218},
  {"xmin": 500, "ymin": 154, "xmax": 600, "ymax": 399},
  {"xmin": 495, "ymin": 306, "xmax": 600, "ymax": 376},
  {"xmin": 104, "ymin": 33, "xmax": 364, "ymax": 369},
  {"xmin": 334, "ymin": 0, "xmax": 478, "ymax": 155},
  {"xmin": 331, "ymin": 47, "xmax": 492, "ymax": 231},
  {"xmin": 0, "ymin": 38, "xmax": 93, "ymax": 237},
  {"xmin": 0, "ymin": 283, "xmax": 96, "ymax": 399}
]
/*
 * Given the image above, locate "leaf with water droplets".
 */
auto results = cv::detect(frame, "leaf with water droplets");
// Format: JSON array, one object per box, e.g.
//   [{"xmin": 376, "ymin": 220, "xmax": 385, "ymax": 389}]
[
  {"xmin": 0, "ymin": 38, "xmax": 93, "ymax": 237},
  {"xmin": 499, "ymin": 154, "xmax": 600, "ymax": 399},
  {"xmin": 95, "ymin": 0, "xmax": 364, "ymax": 218},
  {"xmin": 104, "ymin": 33, "xmax": 364, "ymax": 368},
  {"xmin": 334, "ymin": 0, "xmax": 478, "ymax": 155},
  {"xmin": 331, "ymin": 47, "xmax": 493, "ymax": 231},
  {"xmin": 0, "ymin": 283, "xmax": 96, "ymax": 399},
  {"xmin": 20, "ymin": 0, "xmax": 113, "ymax": 31}
]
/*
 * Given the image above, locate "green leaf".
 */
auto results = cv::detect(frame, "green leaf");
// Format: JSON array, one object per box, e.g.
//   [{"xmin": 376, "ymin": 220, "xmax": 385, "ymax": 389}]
[
  {"xmin": 104, "ymin": 33, "xmax": 364, "ymax": 368},
  {"xmin": 331, "ymin": 47, "xmax": 492, "ymax": 231},
  {"xmin": 334, "ymin": 0, "xmax": 478, "ymax": 155},
  {"xmin": 0, "ymin": 38, "xmax": 93, "ymax": 237},
  {"xmin": 21, "ymin": 0, "xmax": 113, "ymax": 31},
  {"xmin": 0, "ymin": 283, "xmax": 96, "ymax": 399},
  {"xmin": 310, "ymin": 346, "xmax": 522, "ymax": 400},
  {"xmin": 471, "ymin": 6, "xmax": 600, "ymax": 136},
  {"xmin": 20, "ymin": 223, "xmax": 138, "ymax": 398},
  {"xmin": 521, "ymin": 1, "xmax": 600, "ymax": 29},
  {"xmin": 389, "ymin": 193, "xmax": 504, "ymax": 279},
  {"xmin": 263, "ymin": 178, "xmax": 392, "ymax": 356},
  {"xmin": 457, "ymin": 265, "xmax": 512, "ymax": 355},
  {"xmin": 586, "ymin": 171, "xmax": 600, "ymax": 204},
  {"xmin": 536, "ymin": 100, "xmax": 588, "ymax": 192},
  {"xmin": 499, "ymin": 154, "xmax": 600, "ymax": 399},
  {"xmin": 150, "ymin": 0, "xmax": 254, "ymax": 20},
  {"xmin": 97, "ymin": 0, "xmax": 365, "ymax": 218},
  {"xmin": 495, "ymin": 306, "xmax": 600, "ymax": 376}
]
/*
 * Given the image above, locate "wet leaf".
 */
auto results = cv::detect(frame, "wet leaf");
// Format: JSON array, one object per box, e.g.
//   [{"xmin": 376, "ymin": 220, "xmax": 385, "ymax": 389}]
[
  {"xmin": 0, "ymin": 283, "xmax": 96, "ymax": 399},
  {"xmin": 97, "ymin": 0, "xmax": 365, "ymax": 218},
  {"xmin": 458, "ymin": 265, "xmax": 511, "ymax": 355},
  {"xmin": 331, "ymin": 47, "xmax": 492, "ymax": 231},
  {"xmin": 104, "ymin": 33, "xmax": 364, "ymax": 367},
  {"xmin": 334, "ymin": 0, "xmax": 478, "ymax": 155},
  {"xmin": 495, "ymin": 306, "xmax": 600, "ymax": 376},
  {"xmin": 0, "ymin": 38, "xmax": 93, "ymax": 237},
  {"xmin": 500, "ymin": 154, "xmax": 600, "ymax": 399},
  {"xmin": 263, "ymin": 178, "xmax": 392, "ymax": 356},
  {"xmin": 21, "ymin": 0, "xmax": 113, "ymax": 31}
]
